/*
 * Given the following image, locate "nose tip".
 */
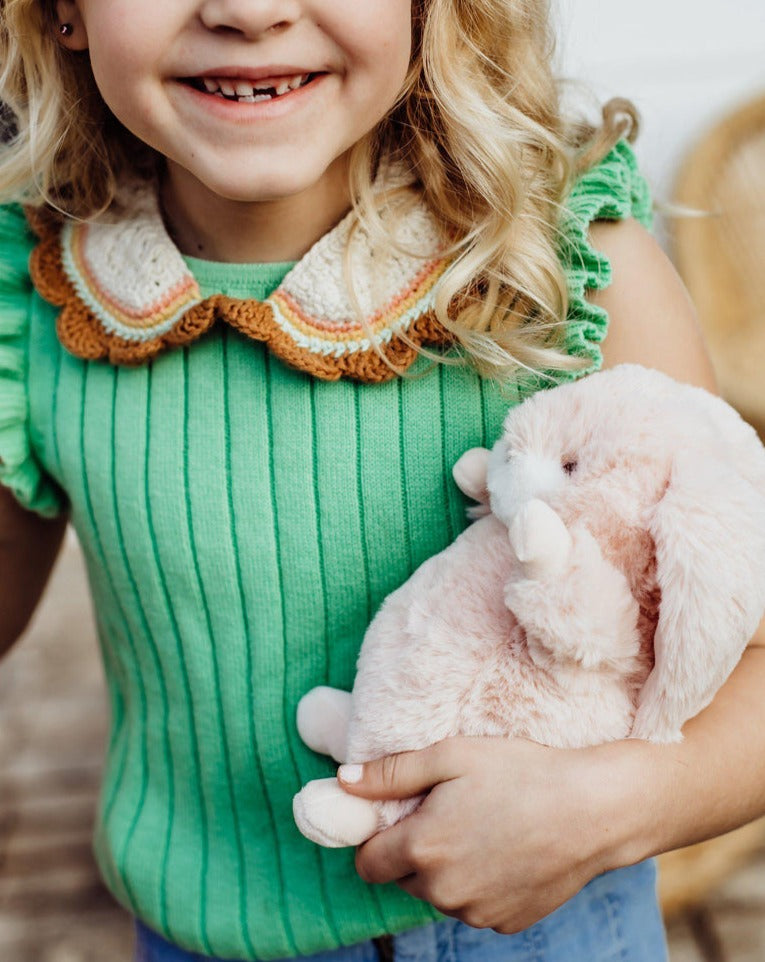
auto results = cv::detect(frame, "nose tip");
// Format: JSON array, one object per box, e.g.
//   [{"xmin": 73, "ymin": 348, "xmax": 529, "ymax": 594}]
[
  {"xmin": 510, "ymin": 452, "xmax": 563, "ymax": 501},
  {"xmin": 199, "ymin": 0, "xmax": 300, "ymax": 39},
  {"xmin": 488, "ymin": 451, "xmax": 563, "ymax": 526}
]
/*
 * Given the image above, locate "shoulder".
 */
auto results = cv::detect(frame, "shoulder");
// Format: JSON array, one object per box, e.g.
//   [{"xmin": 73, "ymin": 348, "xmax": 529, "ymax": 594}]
[{"xmin": 587, "ymin": 218, "xmax": 718, "ymax": 392}]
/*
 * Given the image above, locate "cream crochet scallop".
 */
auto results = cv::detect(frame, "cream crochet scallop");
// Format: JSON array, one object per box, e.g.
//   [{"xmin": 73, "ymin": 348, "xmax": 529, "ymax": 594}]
[{"xmin": 27, "ymin": 176, "xmax": 452, "ymax": 381}]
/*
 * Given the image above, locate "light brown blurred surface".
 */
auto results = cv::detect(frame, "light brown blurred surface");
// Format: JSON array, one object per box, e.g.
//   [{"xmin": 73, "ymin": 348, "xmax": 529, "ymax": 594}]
[
  {"xmin": 0, "ymin": 534, "xmax": 133, "ymax": 962},
  {"xmin": 1, "ymin": 535, "xmax": 765, "ymax": 962},
  {"xmin": 671, "ymin": 91, "xmax": 765, "ymax": 440}
]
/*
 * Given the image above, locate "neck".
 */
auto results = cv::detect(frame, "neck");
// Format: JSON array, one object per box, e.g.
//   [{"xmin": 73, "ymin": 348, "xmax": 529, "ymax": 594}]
[{"xmin": 160, "ymin": 155, "xmax": 353, "ymax": 263}]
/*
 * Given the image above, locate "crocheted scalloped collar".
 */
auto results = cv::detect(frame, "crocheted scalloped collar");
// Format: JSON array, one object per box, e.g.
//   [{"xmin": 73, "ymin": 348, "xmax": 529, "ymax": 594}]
[{"xmin": 28, "ymin": 176, "xmax": 452, "ymax": 382}]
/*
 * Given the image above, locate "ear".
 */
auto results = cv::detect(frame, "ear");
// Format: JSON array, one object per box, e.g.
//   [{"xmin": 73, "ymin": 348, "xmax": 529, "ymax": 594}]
[
  {"xmin": 452, "ymin": 447, "xmax": 490, "ymax": 504},
  {"xmin": 54, "ymin": 1, "xmax": 89, "ymax": 51},
  {"xmin": 632, "ymin": 449, "xmax": 765, "ymax": 742}
]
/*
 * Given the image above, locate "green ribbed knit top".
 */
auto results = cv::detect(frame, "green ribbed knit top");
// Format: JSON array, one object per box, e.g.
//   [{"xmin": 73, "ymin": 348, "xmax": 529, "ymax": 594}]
[{"xmin": 0, "ymin": 143, "xmax": 651, "ymax": 960}]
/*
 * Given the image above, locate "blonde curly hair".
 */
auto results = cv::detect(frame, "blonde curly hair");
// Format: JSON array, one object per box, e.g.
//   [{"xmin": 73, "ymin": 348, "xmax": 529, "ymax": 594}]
[{"xmin": 0, "ymin": 0, "xmax": 637, "ymax": 383}]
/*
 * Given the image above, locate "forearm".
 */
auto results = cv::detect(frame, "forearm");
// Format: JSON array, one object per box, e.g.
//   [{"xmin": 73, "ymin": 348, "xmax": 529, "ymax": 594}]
[
  {"xmin": 604, "ymin": 627, "xmax": 765, "ymax": 868},
  {"xmin": 344, "ymin": 621, "xmax": 765, "ymax": 930},
  {"xmin": 0, "ymin": 485, "xmax": 68, "ymax": 656}
]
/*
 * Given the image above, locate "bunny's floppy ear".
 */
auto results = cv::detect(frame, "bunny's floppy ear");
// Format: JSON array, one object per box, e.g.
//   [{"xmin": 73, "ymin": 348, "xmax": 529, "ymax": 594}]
[{"xmin": 632, "ymin": 442, "xmax": 765, "ymax": 742}]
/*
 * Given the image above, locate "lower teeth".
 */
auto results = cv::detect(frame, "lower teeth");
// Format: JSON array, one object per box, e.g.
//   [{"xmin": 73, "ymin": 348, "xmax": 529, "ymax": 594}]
[{"xmin": 214, "ymin": 91, "xmax": 278, "ymax": 102}]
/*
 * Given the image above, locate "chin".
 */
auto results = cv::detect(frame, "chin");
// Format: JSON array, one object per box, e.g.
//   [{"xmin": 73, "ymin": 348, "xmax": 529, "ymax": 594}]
[{"xmin": 197, "ymin": 162, "xmax": 337, "ymax": 205}]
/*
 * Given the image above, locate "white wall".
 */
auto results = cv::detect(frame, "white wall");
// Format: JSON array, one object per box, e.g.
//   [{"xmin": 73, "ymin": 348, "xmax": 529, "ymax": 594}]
[{"xmin": 556, "ymin": 0, "xmax": 765, "ymax": 211}]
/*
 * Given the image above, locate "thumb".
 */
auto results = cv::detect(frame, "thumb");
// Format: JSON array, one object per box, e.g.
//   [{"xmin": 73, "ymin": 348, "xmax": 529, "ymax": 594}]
[{"xmin": 337, "ymin": 740, "xmax": 463, "ymax": 799}]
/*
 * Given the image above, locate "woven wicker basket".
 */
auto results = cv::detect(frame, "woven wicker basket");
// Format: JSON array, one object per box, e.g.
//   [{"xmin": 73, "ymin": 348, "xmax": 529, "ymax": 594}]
[
  {"xmin": 657, "ymin": 91, "xmax": 765, "ymax": 917},
  {"xmin": 671, "ymin": 91, "xmax": 765, "ymax": 438}
]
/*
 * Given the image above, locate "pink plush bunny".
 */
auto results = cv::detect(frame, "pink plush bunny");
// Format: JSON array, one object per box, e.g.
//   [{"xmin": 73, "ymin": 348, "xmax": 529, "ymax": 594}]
[{"xmin": 292, "ymin": 364, "xmax": 765, "ymax": 848}]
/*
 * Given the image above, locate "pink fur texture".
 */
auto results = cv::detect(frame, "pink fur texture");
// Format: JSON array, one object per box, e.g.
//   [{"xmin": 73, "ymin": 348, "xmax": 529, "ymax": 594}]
[{"xmin": 293, "ymin": 365, "xmax": 765, "ymax": 847}]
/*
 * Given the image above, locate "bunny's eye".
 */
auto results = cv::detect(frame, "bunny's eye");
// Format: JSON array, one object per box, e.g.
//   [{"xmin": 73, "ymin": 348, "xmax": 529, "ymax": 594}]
[{"xmin": 562, "ymin": 458, "xmax": 578, "ymax": 476}]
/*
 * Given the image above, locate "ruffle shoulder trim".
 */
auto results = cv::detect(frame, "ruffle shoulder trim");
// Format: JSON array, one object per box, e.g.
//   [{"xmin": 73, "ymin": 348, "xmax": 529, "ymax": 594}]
[
  {"xmin": 555, "ymin": 139, "xmax": 653, "ymax": 378},
  {"xmin": 0, "ymin": 204, "xmax": 66, "ymax": 517}
]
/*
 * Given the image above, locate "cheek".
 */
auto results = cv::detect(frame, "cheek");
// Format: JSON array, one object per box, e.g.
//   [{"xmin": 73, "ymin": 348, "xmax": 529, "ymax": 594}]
[
  {"xmin": 375, "ymin": 0, "xmax": 413, "ymax": 71},
  {"xmin": 88, "ymin": 38, "xmax": 166, "ymax": 138},
  {"xmin": 362, "ymin": 33, "xmax": 411, "ymax": 123},
  {"xmin": 329, "ymin": 0, "xmax": 412, "ymax": 95},
  {"xmin": 81, "ymin": 7, "xmax": 167, "ymax": 125}
]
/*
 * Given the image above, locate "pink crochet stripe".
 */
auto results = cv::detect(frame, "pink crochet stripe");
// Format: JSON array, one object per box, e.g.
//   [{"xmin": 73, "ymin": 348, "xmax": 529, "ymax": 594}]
[
  {"xmin": 71, "ymin": 224, "xmax": 200, "ymax": 331},
  {"xmin": 269, "ymin": 258, "xmax": 448, "ymax": 342}
]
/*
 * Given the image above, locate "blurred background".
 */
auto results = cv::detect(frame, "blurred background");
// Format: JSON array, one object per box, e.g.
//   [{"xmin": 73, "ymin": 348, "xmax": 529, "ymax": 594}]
[
  {"xmin": 558, "ymin": 0, "xmax": 764, "ymax": 212},
  {"xmin": 1, "ymin": 1, "xmax": 764, "ymax": 960}
]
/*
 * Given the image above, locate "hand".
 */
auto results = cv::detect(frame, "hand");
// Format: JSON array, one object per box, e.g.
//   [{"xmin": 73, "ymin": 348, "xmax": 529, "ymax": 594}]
[{"xmin": 339, "ymin": 736, "xmax": 650, "ymax": 933}]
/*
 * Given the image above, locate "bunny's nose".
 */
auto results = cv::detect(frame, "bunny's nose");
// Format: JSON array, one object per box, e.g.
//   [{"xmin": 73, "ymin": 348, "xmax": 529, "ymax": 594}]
[{"xmin": 487, "ymin": 451, "xmax": 564, "ymax": 527}]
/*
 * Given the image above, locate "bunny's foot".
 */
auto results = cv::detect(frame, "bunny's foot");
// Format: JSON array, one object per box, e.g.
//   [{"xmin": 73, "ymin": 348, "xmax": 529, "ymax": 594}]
[
  {"xmin": 293, "ymin": 778, "xmax": 381, "ymax": 847},
  {"xmin": 296, "ymin": 687, "xmax": 353, "ymax": 764},
  {"xmin": 293, "ymin": 779, "xmax": 422, "ymax": 848}
]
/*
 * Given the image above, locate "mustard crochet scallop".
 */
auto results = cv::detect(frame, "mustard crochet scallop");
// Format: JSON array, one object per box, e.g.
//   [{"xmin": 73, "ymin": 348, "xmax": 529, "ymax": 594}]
[
  {"xmin": 25, "ymin": 142, "xmax": 652, "ymax": 384},
  {"xmin": 26, "ymin": 178, "xmax": 454, "ymax": 382}
]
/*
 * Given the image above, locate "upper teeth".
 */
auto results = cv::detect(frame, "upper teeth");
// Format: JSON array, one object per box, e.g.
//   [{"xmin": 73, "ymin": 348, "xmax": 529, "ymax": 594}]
[{"xmin": 201, "ymin": 74, "xmax": 308, "ymax": 97}]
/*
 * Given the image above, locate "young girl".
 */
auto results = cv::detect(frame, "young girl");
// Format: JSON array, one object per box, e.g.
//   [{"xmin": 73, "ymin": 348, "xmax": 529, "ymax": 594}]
[{"xmin": 1, "ymin": 1, "xmax": 764, "ymax": 961}]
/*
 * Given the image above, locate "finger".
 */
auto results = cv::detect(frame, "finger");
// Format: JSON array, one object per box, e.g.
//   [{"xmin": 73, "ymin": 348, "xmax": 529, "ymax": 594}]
[
  {"xmin": 355, "ymin": 820, "xmax": 421, "ymax": 885},
  {"xmin": 338, "ymin": 739, "xmax": 464, "ymax": 799},
  {"xmin": 396, "ymin": 873, "xmax": 430, "ymax": 904},
  {"xmin": 396, "ymin": 875, "xmax": 463, "ymax": 921}
]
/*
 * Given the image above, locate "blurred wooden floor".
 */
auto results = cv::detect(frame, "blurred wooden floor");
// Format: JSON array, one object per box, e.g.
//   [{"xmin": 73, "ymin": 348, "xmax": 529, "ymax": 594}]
[
  {"xmin": 1, "ymin": 535, "xmax": 764, "ymax": 962},
  {"xmin": 0, "ymin": 533, "xmax": 133, "ymax": 962}
]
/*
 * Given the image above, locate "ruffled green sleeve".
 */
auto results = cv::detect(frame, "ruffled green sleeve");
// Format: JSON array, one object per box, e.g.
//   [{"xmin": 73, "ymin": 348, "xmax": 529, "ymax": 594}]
[
  {"xmin": 516, "ymin": 139, "xmax": 652, "ymax": 398},
  {"xmin": 558, "ymin": 138, "xmax": 652, "ymax": 366},
  {"xmin": 0, "ymin": 203, "xmax": 66, "ymax": 517}
]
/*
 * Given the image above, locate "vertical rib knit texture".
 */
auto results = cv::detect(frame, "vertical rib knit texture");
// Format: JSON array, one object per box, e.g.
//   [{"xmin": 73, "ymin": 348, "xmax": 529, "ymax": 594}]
[
  {"xmin": 27, "ymin": 266, "xmax": 517, "ymax": 959},
  {"xmin": 3, "ymin": 140, "xmax": 652, "ymax": 960}
]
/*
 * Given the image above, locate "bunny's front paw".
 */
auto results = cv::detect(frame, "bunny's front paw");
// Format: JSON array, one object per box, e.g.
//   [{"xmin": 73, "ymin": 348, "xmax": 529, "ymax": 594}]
[
  {"xmin": 508, "ymin": 499, "xmax": 573, "ymax": 579},
  {"xmin": 506, "ymin": 524, "xmax": 641, "ymax": 673}
]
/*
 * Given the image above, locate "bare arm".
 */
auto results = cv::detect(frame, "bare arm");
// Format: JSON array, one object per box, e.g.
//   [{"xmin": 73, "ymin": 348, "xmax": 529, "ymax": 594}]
[
  {"xmin": 342, "ymin": 218, "xmax": 765, "ymax": 932},
  {"xmin": 590, "ymin": 217, "xmax": 717, "ymax": 390},
  {"xmin": 590, "ymin": 217, "xmax": 765, "ymax": 860},
  {"xmin": 0, "ymin": 483, "xmax": 68, "ymax": 657}
]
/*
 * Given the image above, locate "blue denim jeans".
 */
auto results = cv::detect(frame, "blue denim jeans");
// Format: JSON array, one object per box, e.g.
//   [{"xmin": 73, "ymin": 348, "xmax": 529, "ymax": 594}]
[{"xmin": 134, "ymin": 859, "xmax": 667, "ymax": 962}]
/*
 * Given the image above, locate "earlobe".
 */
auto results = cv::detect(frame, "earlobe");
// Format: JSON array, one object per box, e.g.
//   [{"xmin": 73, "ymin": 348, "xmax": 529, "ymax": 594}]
[{"xmin": 54, "ymin": 0, "xmax": 89, "ymax": 51}]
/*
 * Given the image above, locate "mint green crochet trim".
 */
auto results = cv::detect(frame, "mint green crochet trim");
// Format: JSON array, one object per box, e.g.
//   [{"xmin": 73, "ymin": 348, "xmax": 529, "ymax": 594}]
[
  {"xmin": 0, "ymin": 204, "xmax": 65, "ymax": 517},
  {"xmin": 516, "ymin": 139, "xmax": 653, "ymax": 399}
]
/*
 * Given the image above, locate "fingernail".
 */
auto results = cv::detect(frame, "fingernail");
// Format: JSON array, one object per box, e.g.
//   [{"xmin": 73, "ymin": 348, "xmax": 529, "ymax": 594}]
[{"xmin": 338, "ymin": 764, "xmax": 363, "ymax": 783}]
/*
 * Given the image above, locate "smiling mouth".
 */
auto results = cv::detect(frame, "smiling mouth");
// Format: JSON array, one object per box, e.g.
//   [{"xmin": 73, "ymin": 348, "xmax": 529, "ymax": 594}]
[{"xmin": 181, "ymin": 73, "xmax": 322, "ymax": 103}]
